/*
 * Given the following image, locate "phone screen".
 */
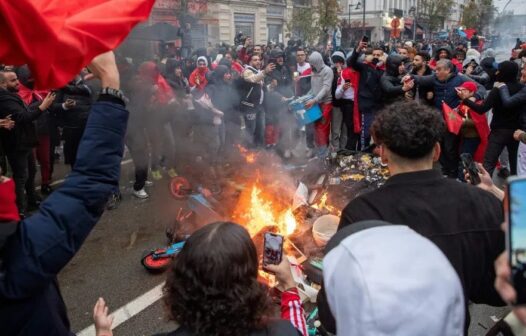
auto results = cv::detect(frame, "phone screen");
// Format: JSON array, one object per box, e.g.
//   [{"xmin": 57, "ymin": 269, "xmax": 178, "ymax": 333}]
[
  {"xmin": 263, "ymin": 232, "xmax": 283, "ymax": 265},
  {"xmin": 508, "ymin": 177, "xmax": 526, "ymax": 304},
  {"xmin": 361, "ymin": 35, "xmax": 369, "ymax": 43}
]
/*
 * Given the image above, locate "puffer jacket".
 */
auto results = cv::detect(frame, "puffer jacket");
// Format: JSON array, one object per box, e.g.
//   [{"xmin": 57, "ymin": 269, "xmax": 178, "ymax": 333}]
[
  {"xmin": 463, "ymin": 55, "xmax": 490, "ymax": 86},
  {"xmin": 380, "ymin": 55, "xmax": 407, "ymax": 104}
]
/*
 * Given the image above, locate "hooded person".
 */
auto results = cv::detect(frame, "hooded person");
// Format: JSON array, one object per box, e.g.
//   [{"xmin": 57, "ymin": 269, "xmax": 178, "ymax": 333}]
[
  {"xmin": 462, "ymin": 51, "xmax": 489, "ymax": 86},
  {"xmin": 305, "ymin": 51, "xmax": 334, "ymax": 155},
  {"xmin": 480, "ymin": 48, "xmax": 498, "ymax": 90},
  {"xmin": 380, "ymin": 55, "xmax": 413, "ymax": 104},
  {"xmin": 429, "ymin": 45, "xmax": 463, "ymax": 71},
  {"xmin": 322, "ymin": 221, "xmax": 465, "ymax": 336},
  {"xmin": 189, "ymin": 56, "xmax": 209, "ymax": 93}
]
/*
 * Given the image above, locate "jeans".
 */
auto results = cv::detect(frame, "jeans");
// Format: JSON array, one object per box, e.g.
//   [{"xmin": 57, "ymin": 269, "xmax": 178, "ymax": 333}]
[
  {"xmin": 517, "ymin": 142, "xmax": 526, "ymax": 177},
  {"xmin": 360, "ymin": 112, "xmax": 375, "ymax": 151},
  {"xmin": 243, "ymin": 106, "xmax": 265, "ymax": 148},
  {"xmin": 484, "ymin": 129, "xmax": 518, "ymax": 177},
  {"xmin": 330, "ymin": 106, "xmax": 347, "ymax": 151}
]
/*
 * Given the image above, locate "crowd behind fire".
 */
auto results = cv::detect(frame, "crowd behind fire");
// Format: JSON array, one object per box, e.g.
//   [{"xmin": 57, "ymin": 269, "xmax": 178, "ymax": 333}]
[{"xmin": 2, "ymin": 27, "xmax": 526, "ymax": 335}]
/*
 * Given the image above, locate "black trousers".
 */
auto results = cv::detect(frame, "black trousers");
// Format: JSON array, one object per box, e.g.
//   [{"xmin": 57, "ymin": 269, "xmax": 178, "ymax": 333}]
[
  {"xmin": 440, "ymin": 132, "xmax": 461, "ymax": 178},
  {"xmin": 6, "ymin": 149, "xmax": 36, "ymax": 213},
  {"xmin": 483, "ymin": 129, "xmax": 518, "ymax": 177},
  {"xmin": 63, "ymin": 127, "xmax": 85, "ymax": 168},
  {"xmin": 126, "ymin": 129, "xmax": 148, "ymax": 192},
  {"xmin": 340, "ymin": 101, "xmax": 359, "ymax": 151}
]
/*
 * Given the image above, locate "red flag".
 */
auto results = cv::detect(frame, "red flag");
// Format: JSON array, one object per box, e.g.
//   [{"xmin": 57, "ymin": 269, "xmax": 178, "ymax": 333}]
[
  {"xmin": 442, "ymin": 101, "xmax": 463, "ymax": 135},
  {"xmin": 0, "ymin": 0, "xmax": 155, "ymax": 89}
]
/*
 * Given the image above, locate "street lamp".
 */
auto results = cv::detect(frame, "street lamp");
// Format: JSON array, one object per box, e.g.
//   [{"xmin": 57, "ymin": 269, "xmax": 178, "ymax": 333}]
[{"xmin": 348, "ymin": 2, "xmax": 361, "ymax": 25}]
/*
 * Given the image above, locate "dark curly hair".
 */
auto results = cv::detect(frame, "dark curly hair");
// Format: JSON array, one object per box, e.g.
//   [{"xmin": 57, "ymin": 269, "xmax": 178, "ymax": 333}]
[
  {"xmin": 371, "ymin": 101, "xmax": 445, "ymax": 159},
  {"xmin": 164, "ymin": 222, "xmax": 272, "ymax": 335}
]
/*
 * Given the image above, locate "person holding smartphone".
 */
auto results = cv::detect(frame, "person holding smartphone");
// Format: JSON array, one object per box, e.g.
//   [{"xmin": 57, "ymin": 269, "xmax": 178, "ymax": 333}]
[{"xmin": 92, "ymin": 222, "xmax": 307, "ymax": 336}]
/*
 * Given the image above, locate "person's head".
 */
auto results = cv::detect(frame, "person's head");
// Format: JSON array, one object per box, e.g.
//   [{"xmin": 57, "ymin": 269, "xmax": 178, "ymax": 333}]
[
  {"xmin": 214, "ymin": 65, "xmax": 232, "ymax": 83},
  {"xmin": 276, "ymin": 56, "xmax": 284, "ymax": 65},
  {"xmin": 323, "ymin": 220, "xmax": 465, "ymax": 335},
  {"xmin": 496, "ymin": 60, "xmax": 519, "ymax": 83},
  {"xmin": 331, "ymin": 51, "xmax": 346, "ymax": 68},
  {"xmin": 309, "ymin": 51, "xmax": 325, "ymax": 72},
  {"xmin": 413, "ymin": 52, "xmax": 429, "ymax": 70},
  {"xmin": 253, "ymin": 45, "xmax": 262, "ymax": 55},
  {"xmin": 164, "ymin": 222, "xmax": 271, "ymax": 335},
  {"xmin": 174, "ymin": 66, "xmax": 183, "ymax": 77},
  {"xmin": 385, "ymin": 55, "xmax": 405, "ymax": 76},
  {"xmin": 224, "ymin": 52, "xmax": 233, "ymax": 62},
  {"xmin": 0, "ymin": 71, "xmax": 20, "ymax": 92},
  {"xmin": 454, "ymin": 50, "xmax": 466, "ymax": 63},
  {"xmin": 436, "ymin": 47, "xmax": 451, "ymax": 60},
  {"xmin": 371, "ymin": 101, "xmax": 444, "ymax": 172},
  {"xmin": 249, "ymin": 54, "xmax": 262, "ymax": 69},
  {"xmin": 398, "ymin": 47, "xmax": 409, "ymax": 58},
  {"xmin": 197, "ymin": 56, "xmax": 208, "ymax": 73},
  {"xmin": 372, "ymin": 48, "xmax": 384, "ymax": 63},
  {"xmin": 435, "ymin": 59, "xmax": 454, "ymax": 81},
  {"xmin": 456, "ymin": 81, "xmax": 477, "ymax": 99},
  {"xmin": 296, "ymin": 48, "xmax": 307, "ymax": 65}
]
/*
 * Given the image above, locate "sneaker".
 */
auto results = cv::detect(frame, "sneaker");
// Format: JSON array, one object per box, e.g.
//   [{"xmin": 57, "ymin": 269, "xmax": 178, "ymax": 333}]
[
  {"xmin": 106, "ymin": 193, "xmax": 122, "ymax": 210},
  {"xmin": 167, "ymin": 168, "xmax": 178, "ymax": 178},
  {"xmin": 284, "ymin": 150, "xmax": 292, "ymax": 159},
  {"xmin": 144, "ymin": 180, "xmax": 154, "ymax": 187},
  {"xmin": 132, "ymin": 188, "xmax": 149, "ymax": 199},
  {"xmin": 41, "ymin": 184, "xmax": 53, "ymax": 195},
  {"xmin": 151, "ymin": 169, "xmax": 163, "ymax": 181}
]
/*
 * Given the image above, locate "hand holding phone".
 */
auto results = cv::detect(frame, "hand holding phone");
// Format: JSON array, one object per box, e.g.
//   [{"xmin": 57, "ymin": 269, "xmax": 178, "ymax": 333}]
[
  {"xmin": 460, "ymin": 153, "xmax": 481, "ymax": 185},
  {"xmin": 263, "ymin": 232, "xmax": 284, "ymax": 265}
]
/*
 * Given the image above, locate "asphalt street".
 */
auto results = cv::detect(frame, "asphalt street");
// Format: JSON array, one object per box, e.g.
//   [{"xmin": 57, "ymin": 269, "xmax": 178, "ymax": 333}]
[{"xmin": 36, "ymin": 156, "xmax": 510, "ymax": 336}]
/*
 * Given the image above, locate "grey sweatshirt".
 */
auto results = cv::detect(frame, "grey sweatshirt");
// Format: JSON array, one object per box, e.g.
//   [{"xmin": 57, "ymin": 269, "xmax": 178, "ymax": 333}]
[{"xmin": 308, "ymin": 51, "xmax": 333, "ymax": 104}]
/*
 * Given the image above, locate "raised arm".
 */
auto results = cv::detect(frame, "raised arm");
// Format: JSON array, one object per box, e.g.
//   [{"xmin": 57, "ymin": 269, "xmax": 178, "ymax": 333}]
[{"xmin": 499, "ymin": 85, "xmax": 526, "ymax": 108}]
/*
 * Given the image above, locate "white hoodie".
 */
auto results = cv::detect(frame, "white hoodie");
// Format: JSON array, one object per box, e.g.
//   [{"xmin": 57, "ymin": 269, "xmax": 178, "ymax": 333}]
[{"xmin": 324, "ymin": 224, "xmax": 465, "ymax": 336}]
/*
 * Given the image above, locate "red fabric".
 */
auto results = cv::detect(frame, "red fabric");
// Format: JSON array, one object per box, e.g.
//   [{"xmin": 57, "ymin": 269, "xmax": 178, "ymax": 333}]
[
  {"xmin": 18, "ymin": 84, "xmax": 49, "ymax": 105},
  {"xmin": 265, "ymin": 124, "xmax": 280, "ymax": 146},
  {"xmin": 0, "ymin": 0, "xmax": 155, "ymax": 89},
  {"xmin": 464, "ymin": 28, "xmax": 476, "ymax": 39},
  {"xmin": 0, "ymin": 179, "xmax": 20, "ymax": 222},
  {"xmin": 138, "ymin": 62, "xmax": 175, "ymax": 105},
  {"xmin": 231, "ymin": 61, "xmax": 244, "ymax": 75},
  {"xmin": 189, "ymin": 67, "xmax": 208, "ymax": 91},
  {"xmin": 442, "ymin": 101, "xmax": 463, "ymax": 135},
  {"xmin": 314, "ymin": 102, "xmax": 333, "ymax": 146},
  {"xmin": 35, "ymin": 135, "xmax": 51, "ymax": 185},
  {"xmin": 281, "ymin": 288, "xmax": 307, "ymax": 336},
  {"xmin": 339, "ymin": 68, "xmax": 361, "ymax": 134},
  {"xmin": 458, "ymin": 102, "xmax": 490, "ymax": 162},
  {"xmin": 237, "ymin": 47, "xmax": 250, "ymax": 65}
]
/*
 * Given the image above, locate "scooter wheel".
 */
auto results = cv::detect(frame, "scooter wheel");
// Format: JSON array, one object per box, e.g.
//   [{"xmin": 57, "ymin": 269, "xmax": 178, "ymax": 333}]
[
  {"xmin": 169, "ymin": 176, "xmax": 191, "ymax": 199},
  {"xmin": 141, "ymin": 252, "xmax": 172, "ymax": 273}
]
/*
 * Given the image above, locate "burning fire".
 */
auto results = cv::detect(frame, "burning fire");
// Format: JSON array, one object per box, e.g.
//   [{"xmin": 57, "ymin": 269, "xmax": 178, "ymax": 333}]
[
  {"xmin": 234, "ymin": 184, "xmax": 297, "ymax": 237},
  {"xmin": 312, "ymin": 192, "xmax": 341, "ymax": 216},
  {"xmin": 236, "ymin": 144, "xmax": 257, "ymax": 164}
]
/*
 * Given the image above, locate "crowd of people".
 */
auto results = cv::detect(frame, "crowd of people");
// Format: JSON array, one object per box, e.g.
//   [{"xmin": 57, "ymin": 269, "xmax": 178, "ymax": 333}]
[{"xmin": 2, "ymin": 28, "xmax": 526, "ymax": 335}]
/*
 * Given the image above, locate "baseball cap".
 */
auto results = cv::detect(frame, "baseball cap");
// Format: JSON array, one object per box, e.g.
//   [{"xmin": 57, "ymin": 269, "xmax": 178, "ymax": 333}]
[{"xmin": 457, "ymin": 81, "xmax": 477, "ymax": 92}]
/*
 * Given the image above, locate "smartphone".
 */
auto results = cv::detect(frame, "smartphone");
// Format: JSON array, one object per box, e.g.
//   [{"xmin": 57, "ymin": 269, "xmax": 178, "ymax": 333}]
[
  {"xmin": 460, "ymin": 153, "xmax": 481, "ymax": 185},
  {"xmin": 263, "ymin": 232, "xmax": 284, "ymax": 265},
  {"xmin": 507, "ymin": 177, "xmax": 526, "ymax": 304},
  {"xmin": 361, "ymin": 35, "xmax": 369, "ymax": 43}
]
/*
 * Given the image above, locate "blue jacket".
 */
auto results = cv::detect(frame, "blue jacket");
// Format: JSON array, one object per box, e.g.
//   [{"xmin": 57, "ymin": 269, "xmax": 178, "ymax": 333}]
[
  {"xmin": 413, "ymin": 68, "xmax": 486, "ymax": 110},
  {"xmin": 0, "ymin": 101, "xmax": 129, "ymax": 335}
]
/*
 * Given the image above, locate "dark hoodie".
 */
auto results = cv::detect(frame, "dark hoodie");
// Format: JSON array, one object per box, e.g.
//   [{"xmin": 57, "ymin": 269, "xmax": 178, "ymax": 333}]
[
  {"xmin": 429, "ymin": 46, "xmax": 463, "ymax": 71},
  {"xmin": 464, "ymin": 61, "xmax": 522, "ymax": 130},
  {"xmin": 380, "ymin": 55, "xmax": 407, "ymax": 103},
  {"xmin": 205, "ymin": 65, "xmax": 239, "ymax": 122}
]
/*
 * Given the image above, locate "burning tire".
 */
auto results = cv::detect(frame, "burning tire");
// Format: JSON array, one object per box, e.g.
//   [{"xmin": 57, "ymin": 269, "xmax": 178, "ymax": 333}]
[{"xmin": 169, "ymin": 176, "xmax": 192, "ymax": 199}]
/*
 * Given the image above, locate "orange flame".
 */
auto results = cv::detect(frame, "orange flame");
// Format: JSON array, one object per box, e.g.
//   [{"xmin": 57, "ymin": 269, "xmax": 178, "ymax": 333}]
[
  {"xmin": 234, "ymin": 184, "xmax": 297, "ymax": 237},
  {"xmin": 236, "ymin": 144, "xmax": 257, "ymax": 164},
  {"xmin": 312, "ymin": 192, "xmax": 341, "ymax": 216}
]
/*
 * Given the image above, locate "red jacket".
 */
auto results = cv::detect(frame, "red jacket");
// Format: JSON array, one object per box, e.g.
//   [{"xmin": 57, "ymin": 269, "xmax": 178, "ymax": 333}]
[
  {"xmin": 339, "ymin": 67, "xmax": 361, "ymax": 133},
  {"xmin": 189, "ymin": 68, "xmax": 208, "ymax": 92}
]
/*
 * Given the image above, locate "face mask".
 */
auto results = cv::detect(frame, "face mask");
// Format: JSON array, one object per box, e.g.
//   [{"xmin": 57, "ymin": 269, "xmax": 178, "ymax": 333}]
[{"xmin": 372, "ymin": 58, "xmax": 380, "ymax": 65}]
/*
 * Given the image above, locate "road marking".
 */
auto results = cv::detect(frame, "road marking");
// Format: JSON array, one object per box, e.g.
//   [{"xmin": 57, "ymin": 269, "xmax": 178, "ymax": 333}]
[
  {"xmin": 36, "ymin": 159, "xmax": 133, "ymax": 191},
  {"xmin": 77, "ymin": 281, "xmax": 165, "ymax": 336}
]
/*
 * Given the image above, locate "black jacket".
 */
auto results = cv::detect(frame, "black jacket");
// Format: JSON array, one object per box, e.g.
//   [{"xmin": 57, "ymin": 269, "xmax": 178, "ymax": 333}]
[
  {"xmin": 0, "ymin": 89, "xmax": 41, "ymax": 152},
  {"xmin": 52, "ymin": 81, "xmax": 92, "ymax": 129},
  {"xmin": 463, "ymin": 83, "xmax": 523, "ymax": 130},
  {"xmin": 498, "ymin": 85, "xmax": 526, "ymax": 129},
  {"xmin": 348, "ymin": 49, "xmax": 384, "ymax": 109},
  {"xmin": 318, "ymin": 170, "xmax": 505, "ymax": 334}
]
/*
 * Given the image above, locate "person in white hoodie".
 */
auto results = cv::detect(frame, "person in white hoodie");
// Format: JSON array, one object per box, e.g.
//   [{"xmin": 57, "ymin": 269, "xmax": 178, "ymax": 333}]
[{"xmin": 322, "ymin": 220, "xmax": 465, "ymax": 336}]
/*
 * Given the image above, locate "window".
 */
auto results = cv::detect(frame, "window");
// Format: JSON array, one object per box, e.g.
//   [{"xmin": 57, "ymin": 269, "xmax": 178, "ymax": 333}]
[{"xmin": 234, "ymin": 13, "xmax": 255, "ymax": 40}]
